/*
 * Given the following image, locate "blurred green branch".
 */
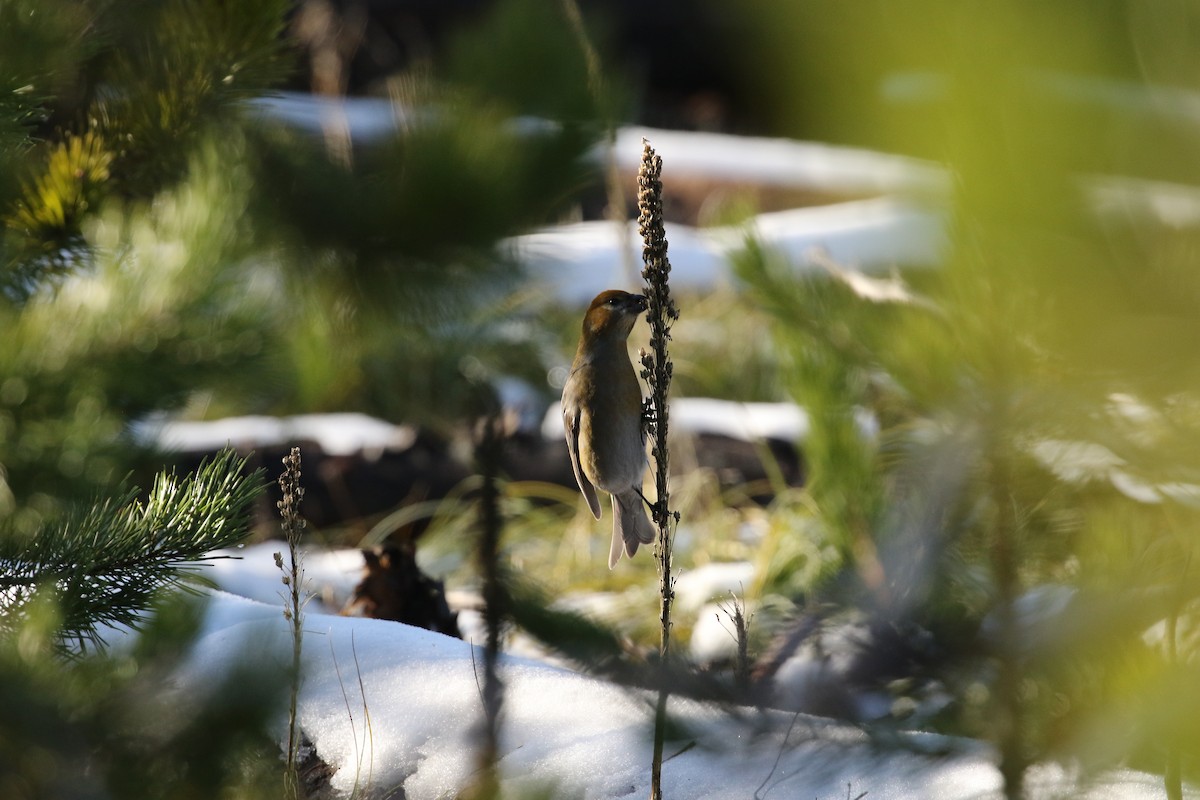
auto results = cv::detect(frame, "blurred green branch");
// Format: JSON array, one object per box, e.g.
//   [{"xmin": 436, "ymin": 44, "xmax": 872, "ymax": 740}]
[{"xmin": 0, "ymin": 449, "xmax": 263, "ymax": 650}]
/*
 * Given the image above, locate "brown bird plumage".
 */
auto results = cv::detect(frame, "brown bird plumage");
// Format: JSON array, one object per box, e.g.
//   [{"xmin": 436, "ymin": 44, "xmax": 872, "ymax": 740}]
[{"xmin": 561, "ymin": 290, "xmax": 656, "ymax": 568}]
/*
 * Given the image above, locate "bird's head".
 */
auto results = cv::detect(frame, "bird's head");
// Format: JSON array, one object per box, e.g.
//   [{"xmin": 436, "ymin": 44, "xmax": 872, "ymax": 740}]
[{"xmin": 580, "ymin": 290, "xmax": 647, "ymax": 343}]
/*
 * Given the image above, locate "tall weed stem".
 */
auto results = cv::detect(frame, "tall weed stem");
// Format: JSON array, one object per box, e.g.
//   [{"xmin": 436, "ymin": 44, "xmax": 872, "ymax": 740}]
[
  {"xmin": 276, "ymin": 447, "xmax": 307, "ymax": 799},
  {"xmin": 638, "ymin": 139, "xmax": 679, "ymax": 800}
]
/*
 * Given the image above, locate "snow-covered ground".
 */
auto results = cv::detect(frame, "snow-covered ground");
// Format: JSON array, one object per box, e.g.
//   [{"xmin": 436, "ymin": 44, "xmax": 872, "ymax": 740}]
[{"xmin": 170, "ymin": 544, "xmax": 1197, "ymax": 800}]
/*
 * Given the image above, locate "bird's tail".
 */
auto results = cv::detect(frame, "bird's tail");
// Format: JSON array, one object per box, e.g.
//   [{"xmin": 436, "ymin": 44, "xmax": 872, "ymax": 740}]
[{"xmin": 609, "ymin": 490, "xmax": 657, "ymax": 569}]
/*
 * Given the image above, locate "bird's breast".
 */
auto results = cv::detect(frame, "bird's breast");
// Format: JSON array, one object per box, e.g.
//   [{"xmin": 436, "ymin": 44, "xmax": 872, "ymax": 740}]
[{"xmin": 568, "ymin": 355, "xmax": 646, "ymax": 492}]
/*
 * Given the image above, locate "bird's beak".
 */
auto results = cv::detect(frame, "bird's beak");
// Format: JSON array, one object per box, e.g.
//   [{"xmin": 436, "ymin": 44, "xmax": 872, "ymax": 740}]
[{"xmin": 630, "ymin": 294, "xmax": 647, "ymax": 313}]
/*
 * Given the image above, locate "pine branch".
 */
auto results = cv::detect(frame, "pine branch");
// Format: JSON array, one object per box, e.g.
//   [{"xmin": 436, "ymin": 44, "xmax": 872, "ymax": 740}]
[
  {"xmin": 95, "ymin": 0, "xmax": 293, "ymax": 196},
  {"xmin": 0, "ymin": 449, "xmax": 264, "ymax": 650}
]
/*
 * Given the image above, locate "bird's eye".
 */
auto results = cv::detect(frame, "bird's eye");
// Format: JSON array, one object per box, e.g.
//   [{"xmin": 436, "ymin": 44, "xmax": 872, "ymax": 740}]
[{"xmin": 606, "ymin": 297, "xmax": 618, "ymax": 306}]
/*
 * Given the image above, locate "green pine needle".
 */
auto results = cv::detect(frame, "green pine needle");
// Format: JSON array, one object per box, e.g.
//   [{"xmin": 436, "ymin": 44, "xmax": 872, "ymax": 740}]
[{"xmin": 0, "ymin": 448, "xmax": 264, "ymax": 651}]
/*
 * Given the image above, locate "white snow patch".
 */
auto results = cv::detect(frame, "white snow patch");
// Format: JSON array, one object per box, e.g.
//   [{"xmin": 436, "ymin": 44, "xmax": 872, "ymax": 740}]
[
  {"xmin": 690, "ymin": 600, "xmax": 750, "ymax": 665},
  {"xmin": 604, "ymin": 126, "xmax": 946, "ymax": 197},
  {"xmin": 200, "ymin": 542, "xmax": 366, "ymax": 615},
  {"xmin": 543, "ymin": 398, "xmax": 878, "ymax": 446},
  {"xmin": 134, "ymin": 412, "xmax": 418, "ymax": 456},
  {"xmin": 674, "ymin": 562, "xmax": 756, "ymax": 614},
  {"xmin": 671, "ymin": 399, "xmax": 809, "ymax": 442},
  {"xmin": 542, "ymin": 398, "xmax": 810, "ymax": 443},
  {"xmin": 510, "ymin": 198, "xmax": 947, "ymax": 307}
]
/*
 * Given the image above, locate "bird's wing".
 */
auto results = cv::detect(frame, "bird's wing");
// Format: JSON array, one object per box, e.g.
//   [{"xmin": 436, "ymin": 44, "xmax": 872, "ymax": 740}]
[{"xmin": 564, "ymin": 404, "xmax": 602, "ymax": 519}]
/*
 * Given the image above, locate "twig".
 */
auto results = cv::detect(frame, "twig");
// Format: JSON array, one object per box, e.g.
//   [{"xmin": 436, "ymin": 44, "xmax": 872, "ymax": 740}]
[
  {"xmin": 330, "ymin": 630, "xmax": 375, "ymax": 799},
  {"xmin": 275, "ymin": 447, "xmax": 307, "ymax": 800},
  {"xmin": 351, "ymin": 630, "xmax": 375, "ymax": 797},
  {"xmin": 468, "ymin": 641, "xmax": 487, "ymax": 709},
  {"xmin": 754, "ymin": 711, "xmax": 800, "ymax": 800},
  {"xmin": 717, "ymin": 589, "xmax": 751, "ymax": 694},
  {"xmin": 329, "ymin": 634, "xmax": 362, "ymax": 795}
]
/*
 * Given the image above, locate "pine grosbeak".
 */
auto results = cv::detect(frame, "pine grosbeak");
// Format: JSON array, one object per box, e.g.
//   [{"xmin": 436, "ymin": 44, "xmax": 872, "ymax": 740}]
[{"xmin": 562, "ymin": 289, "xmax": 656, "ymax": 568}]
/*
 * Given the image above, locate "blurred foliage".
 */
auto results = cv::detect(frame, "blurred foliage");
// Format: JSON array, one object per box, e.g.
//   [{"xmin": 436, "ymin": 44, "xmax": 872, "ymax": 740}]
[
  {"xmin": 92, "ymin": 0, "xmax": 294, "ymax": 196},
  {"xmin": 444, "ymin": 0, "xmax": 616, "ymax": 124},
  {"xmin": 9, "ymin": 130, "xmax": 112, "ymax": 255},
  {"xmin": 0, "ymin": 0, "xmax": 607, "ymax": 516},
  {"xmin": 1, "ymin": 141, "xmax": 272, "ymax": 519},
  {"xmin": 2, "ymin": 0, "xmax": 294, "ymax": 270},
  {"xmin": 0, "ymin": 2, "xmax": 612, "ymax": 796},
  {"xmin": 655, "ymin": 288, "xmax": 786, "ymax": 402},
  {"xmin": 0, "ymin": 591, "xmax": 282, "ymax": 800},
  {"xmin": 732, "ymin": 0, "xmax": 1200, "ymax": 794},
  {"xmin": 0, "ymin": 0, "xmax": 96, "ymax": 153}
]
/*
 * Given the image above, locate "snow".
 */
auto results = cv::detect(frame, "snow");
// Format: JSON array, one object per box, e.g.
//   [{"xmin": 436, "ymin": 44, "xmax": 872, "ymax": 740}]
[
  {"xmin": 197, "ymin": 544, "xmax": 365, "ymax": 615},
  {"xmin": 170, "ymin": 546, "xmax": 1198, "ymax": 800},
  {"xmin": 541, "ymin": 398, "xmax": 810, "ymax": 443},
  {"xmin": 603, "ymin": 125, "xmax": 946, "ymax": 198},
  {"xmin": 671, "ymin": 399, "xmax": 810, "ymax": 443},
  {"xmin": 690, "ymin": 602, "xmax": 742, "ymax": 664},
  {"xmin": 132, "ymin": 412, "xmax": 418, "ymax": 456},
  {"xmin": 509, "ymin": 198, "xmax": 946, "ymax": 306},
  {"xmin": 673, "ymin": 561, "xmax": 756, "ymax": 614},
  {"xmin": 543, "ymin": 398, "xmax": 880, "ymax": 445},
  {"xmin": 183, "ymin": 590, "xmax": 954, "ymax": 798},
  {"xmin": 251, "ymin": 93, "xmax": 417, "ymax": 141}
]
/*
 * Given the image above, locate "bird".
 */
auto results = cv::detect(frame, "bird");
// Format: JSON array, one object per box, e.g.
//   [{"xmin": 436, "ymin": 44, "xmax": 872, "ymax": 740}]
[{"xmin": 562, "ymin": 289, "xmax": 657, "ymax": 568}]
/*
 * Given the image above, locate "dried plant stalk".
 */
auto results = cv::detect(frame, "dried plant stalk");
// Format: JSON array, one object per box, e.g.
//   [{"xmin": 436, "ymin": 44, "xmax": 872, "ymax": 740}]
[
  {"xmin": 638, "ymin": 138, "xmax": 679, "ymax": 800},
  {"xmin": 276, "ymin": 447, "xmax": 307, "ymax": 799}
]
